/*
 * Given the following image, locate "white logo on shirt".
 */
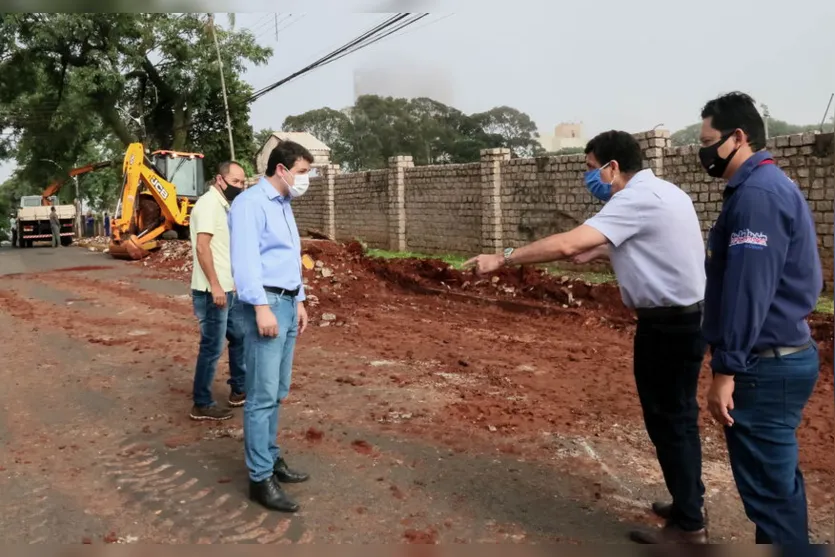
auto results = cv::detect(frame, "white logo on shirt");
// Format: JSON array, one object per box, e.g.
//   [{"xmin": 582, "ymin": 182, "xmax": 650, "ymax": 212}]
[{"xmin": 729, "ymin": 229, "xmax": 768, "ymax": 248}]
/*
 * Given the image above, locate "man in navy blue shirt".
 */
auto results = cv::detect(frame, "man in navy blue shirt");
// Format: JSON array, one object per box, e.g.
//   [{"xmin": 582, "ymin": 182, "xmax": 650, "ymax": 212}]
[
  {"xmin": 699, "ymin": 92, "xmax": 822, "ymax": 545},
  {"xmin": 229, "ymin": 141, "xmax": 313, "ymax": 513}
]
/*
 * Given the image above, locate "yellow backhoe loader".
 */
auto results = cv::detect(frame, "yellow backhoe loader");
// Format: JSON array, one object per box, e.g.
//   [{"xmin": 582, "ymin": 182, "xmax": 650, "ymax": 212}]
[{"xmin": 109, "ymin": 143, "xmax": 207, "ymax": 260}]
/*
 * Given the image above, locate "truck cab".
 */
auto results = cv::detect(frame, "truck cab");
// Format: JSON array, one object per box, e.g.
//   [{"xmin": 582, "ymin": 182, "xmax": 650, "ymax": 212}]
[{"xmin": 19, "ymin": 195, "xmax": 57, "ymax": 208}]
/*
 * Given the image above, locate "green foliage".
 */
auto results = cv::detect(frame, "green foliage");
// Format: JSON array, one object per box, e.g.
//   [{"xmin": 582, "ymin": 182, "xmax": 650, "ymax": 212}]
[
  {"xmin": 0, "ymin": 13, "xmax": 271, "ymax": 208},
  {"xmin": 281, "ymin": 95, "xmax": 543, "ymax": 171}
]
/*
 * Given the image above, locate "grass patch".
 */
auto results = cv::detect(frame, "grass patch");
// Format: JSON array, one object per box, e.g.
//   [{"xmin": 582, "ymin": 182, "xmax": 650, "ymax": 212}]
[
  {"xmin": 364, "ymin": 248, "xmax": 616, "ymax": 284},
  {"xmin": 365, "ymin": 248, "xmax": 468, "ymax": 268},
  {"xmin": 815, "ymin": 295, "xmax": 833, "ymax": 315}
]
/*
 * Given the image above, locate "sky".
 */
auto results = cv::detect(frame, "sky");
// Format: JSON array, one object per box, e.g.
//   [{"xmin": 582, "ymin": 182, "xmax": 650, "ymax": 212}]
[{"xmin": 2, "ymin": 0, "xmax": 833, "ymax": 181}]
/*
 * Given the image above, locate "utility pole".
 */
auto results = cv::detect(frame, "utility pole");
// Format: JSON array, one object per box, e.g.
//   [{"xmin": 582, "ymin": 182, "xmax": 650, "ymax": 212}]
[
  {"xmin": 275, "ymin": 13, "xmax": 279, "ymax": 41},
  {"xmin": 209, "ymin": 13, "xmax": 236, "ymax": 161},
  {"xmin": 761, "ymin": 103, "xmax": 770, "ymax": 141}
]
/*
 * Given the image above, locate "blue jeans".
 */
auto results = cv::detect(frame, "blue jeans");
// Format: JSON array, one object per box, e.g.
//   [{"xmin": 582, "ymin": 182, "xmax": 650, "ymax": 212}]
[
  {"xmin": 242, "ymin": 292, "xmax": 298, "ymax": 482},
  {"xmin": 192, "ymin": 290, "xmax": 246, "ymax": 407},
  {"xmin": 724, "ymin": 343, "xmax": 819, "ymax": 545}
]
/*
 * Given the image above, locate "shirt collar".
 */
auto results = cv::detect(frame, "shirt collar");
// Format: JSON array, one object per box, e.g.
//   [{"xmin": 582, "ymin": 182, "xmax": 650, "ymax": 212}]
[
  {"xmin": 209, "ymin": 184, "xmax": 230, "ymax": 210},
  {"xmin": 624, "ymin": 168, "xmax": 654, "ymax": 188},
  {"xmin": 258, "ymin": 176, "xmax": 289, "ymax": 202},
  {"xmin": 727, "ymin": 150, "xmax": 773, "ymax": 189}
]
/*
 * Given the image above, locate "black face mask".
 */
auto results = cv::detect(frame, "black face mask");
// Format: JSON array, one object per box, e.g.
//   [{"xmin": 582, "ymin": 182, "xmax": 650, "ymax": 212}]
[
  {"xmin": 698, "ymin": 133, "xmax": 739, "ymax": 179},
  {"xmin": 221, "ymin": 179, "xmax": 243, "ymax": 203}
]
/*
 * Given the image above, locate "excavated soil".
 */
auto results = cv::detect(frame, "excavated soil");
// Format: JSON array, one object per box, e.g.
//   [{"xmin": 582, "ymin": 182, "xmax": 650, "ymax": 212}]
[{"xmin": 137, "ymin": 238, "xmax": 834, "ymax": 485}]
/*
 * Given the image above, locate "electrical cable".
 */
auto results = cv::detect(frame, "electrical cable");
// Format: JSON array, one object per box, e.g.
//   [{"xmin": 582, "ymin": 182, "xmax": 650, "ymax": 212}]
[{"xmin": 246, "ymin": 13, "xmax": 426, "ymax": 104}]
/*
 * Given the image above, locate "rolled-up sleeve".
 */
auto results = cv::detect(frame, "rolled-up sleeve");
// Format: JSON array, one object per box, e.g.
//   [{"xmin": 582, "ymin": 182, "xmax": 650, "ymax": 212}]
[
  {"xmin": 711, "ymin": 188, "xmax": 789, "ymax": 376},
  {"xmin": 229, "ymin": 197, "xmax": 268, "ymax": 306},
  {"xmin": 583, "ymin": 189, "xmax": 644, "ymax": 247}
]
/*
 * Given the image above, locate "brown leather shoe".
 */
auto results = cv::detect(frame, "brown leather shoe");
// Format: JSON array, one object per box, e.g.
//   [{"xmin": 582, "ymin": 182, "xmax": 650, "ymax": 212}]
[{"xmin": 629, "ymin": 522, "xmax": 708, "ymax": 544}]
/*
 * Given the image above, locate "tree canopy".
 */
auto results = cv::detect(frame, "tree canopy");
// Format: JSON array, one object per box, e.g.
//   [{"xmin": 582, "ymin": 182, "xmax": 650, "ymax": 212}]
[
  {"xmin": 0, "ymin": 12, "xmax": 271, "ymax": 209},
  {"xmin": 281, "ymin": 95, "xmax": 544, "ymax": 171}
]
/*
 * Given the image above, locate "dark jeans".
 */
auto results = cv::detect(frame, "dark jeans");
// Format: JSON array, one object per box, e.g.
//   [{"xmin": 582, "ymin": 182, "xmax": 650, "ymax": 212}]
[
  {"xmin": 192, "ymin": 290, "xmax": 246, "ymax": 407},
  {"xmin": 634, "ymin": 309, "xmax": 706, "ymax": 531},
  {"xmin": 725, "ymin": 343, "xmax": 818, "ymax": 545}
]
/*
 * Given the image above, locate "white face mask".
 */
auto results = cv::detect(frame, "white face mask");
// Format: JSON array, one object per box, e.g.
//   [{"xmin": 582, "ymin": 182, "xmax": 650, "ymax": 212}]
[{"xmin": 289, "ymin": 172, "xmax": 310, "ymax": 198}]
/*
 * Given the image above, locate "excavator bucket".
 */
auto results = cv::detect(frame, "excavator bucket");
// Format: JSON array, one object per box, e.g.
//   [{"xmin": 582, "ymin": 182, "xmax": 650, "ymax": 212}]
[{"xmin": 108, "ymin": 235, "xmax": 158, "ymax": 260}]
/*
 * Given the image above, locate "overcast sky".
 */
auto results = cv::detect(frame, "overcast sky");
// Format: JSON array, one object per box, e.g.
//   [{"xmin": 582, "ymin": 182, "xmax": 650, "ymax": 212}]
[{"xmin": 2, "ymin": 1, "xmax": 833, "ymax": 182}]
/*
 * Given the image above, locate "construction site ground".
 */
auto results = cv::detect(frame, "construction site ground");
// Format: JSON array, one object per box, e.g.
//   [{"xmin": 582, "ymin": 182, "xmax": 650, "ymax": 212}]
[{"xmin": 0, "ymin": 239, "xmax": 832, "ymax": 544}]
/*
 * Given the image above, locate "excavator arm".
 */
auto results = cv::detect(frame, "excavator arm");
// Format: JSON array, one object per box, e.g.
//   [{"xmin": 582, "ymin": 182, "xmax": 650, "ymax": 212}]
[
  {"xmin": 41, "ymin": 161, "xmax": 113, "ymax": 205},
  {"xmin": 109, "ymin": 143, "xmax": 192, "ymax": 260}
]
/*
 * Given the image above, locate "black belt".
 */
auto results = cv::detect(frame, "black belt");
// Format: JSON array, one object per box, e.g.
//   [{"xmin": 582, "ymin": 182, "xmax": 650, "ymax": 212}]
[
  {"xmin": 758, "ymin": 341, "xmax": 813, "ymax": 358},
  {"xmin": 635, "ymin": 301, "xmax": 704, "ymax": 319},
  {"xmin": 264, "ymin": 286, "xmax": 299, "ymax": 298}
]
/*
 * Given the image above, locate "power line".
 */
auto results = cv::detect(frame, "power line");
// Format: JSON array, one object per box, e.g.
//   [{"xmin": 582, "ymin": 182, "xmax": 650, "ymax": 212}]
[
  {"xmin": 325, "ymin": 13, "xmax": 429, "ymax": 66},
  {"xmin": 249, "ymin": 14, "xmax": 391, "ymax": 92},
  {"xmin": 247, "ymin": 13, "xmax": 426, "ymax": 104}
]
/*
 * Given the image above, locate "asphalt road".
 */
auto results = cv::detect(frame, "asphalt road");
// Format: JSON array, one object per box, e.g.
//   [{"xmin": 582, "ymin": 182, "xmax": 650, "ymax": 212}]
[{"xmin": 0, "ymin": 245, "xmax": 635, "ymax": 544}]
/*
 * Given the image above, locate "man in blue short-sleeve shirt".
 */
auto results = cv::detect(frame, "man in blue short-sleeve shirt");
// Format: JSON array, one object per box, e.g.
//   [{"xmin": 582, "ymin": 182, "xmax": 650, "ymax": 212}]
[{"xmin": 699, "ymin": 92, "xmax": 822, "ymax": 545}]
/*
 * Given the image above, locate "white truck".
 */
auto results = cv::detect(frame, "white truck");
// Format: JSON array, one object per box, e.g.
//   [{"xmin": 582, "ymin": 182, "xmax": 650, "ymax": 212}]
[{"xmin": 16, "ymin": 195, "xmax": 76, "ymax": 247}]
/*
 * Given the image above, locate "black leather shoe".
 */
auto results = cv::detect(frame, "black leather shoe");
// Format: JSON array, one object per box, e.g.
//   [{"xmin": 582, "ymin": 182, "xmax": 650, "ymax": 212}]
[
  {"xmin": 652, "ymin": 502, "xmax": 673, "ymax": 520},
  {"xmin": 651, "ymin": 502, "xmax": 708, "ymax": 526},
  {"xmin": 274, "ymin": 457, "xmax": 309, "ymax": 483},
  {"xmin": 249, "ymin": 476, "xmax": 299, "ymax": 513}
]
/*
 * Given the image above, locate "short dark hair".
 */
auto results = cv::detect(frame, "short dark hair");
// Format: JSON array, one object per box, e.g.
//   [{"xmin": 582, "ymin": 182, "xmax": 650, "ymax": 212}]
[
  {"xmin": 584, "ymin": 130, "xmax": 643, "ymax": 173},
  {"xmin": 265, "ymin": 141, "xmax": 314, "ymax": 177},
  {"xmin": 217, "ymin": 161, "xmax": 243, "ymax": 176},
  {"xmin": 700, "ymin": 91, "xmax": 766, "ymax": 150}
]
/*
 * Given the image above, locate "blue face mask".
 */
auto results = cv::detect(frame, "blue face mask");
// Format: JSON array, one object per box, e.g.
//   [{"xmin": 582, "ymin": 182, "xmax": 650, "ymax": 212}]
[{"xmin": 583, "ymin": 163, "xmax": 612, "ymax": 202}]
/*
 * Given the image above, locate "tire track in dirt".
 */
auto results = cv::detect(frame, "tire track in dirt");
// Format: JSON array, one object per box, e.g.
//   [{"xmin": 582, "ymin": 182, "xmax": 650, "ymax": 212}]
[{"xmin": 100, "ymin": 441, "xmax": 309, "ymax": 544}]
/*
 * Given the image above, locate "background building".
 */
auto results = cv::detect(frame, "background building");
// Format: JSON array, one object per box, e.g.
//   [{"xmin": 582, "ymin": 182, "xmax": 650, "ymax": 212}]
[{"xmin": 538, "ymin": 122, "xmax": 585, "ymax": 152}]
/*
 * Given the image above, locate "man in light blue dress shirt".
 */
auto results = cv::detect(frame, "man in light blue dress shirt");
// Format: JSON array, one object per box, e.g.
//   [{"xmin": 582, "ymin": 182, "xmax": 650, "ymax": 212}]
[{"xmin": 229, "ymin": 140, "xmax": 313, "ymax": 513}]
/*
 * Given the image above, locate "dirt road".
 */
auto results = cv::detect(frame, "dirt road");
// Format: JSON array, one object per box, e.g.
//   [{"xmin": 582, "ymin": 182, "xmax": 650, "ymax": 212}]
[{"xmin": 0, "ymin": 243, "xmax": 832, "ymax": 544}]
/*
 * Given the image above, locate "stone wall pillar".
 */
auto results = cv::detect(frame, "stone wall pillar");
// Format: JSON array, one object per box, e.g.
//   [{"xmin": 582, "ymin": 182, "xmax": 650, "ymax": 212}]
[
  {"xmin": 480, "ymin": 148, "xmax": 511, "ymax": 253},
  {"xmin": 638, "ymin": 129, "xmax": 671, "ymax": 177},
  {"xmin": 387, "ymin": 156, "xmax": 413, "ymax": 251},
  {"xmin": 320, "ymin": 164, "xmax": 339, "ymax": 239}
]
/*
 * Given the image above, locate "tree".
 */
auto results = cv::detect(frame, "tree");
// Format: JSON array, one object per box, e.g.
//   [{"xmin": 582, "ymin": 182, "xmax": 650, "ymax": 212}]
[
  {"xmin": 280, "ymin": 95, "xmax": 543, "ymax": 171},
  {"xmin": 0, "ymin": 13, "xmax": 271, "ymax": 207},
  {"xmin": 470, "ymin": 106, "xmax": 544, "ymax": 158},
  {"xmin": 282, "ymin": 107, "xmax": 353, "ymax": 167}
]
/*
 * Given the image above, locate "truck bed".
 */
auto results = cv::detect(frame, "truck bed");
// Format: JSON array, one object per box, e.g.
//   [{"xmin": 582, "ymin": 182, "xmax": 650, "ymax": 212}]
[{"xmin": 18, "ymin": 205, "xmax": 76, "ymax": 221}]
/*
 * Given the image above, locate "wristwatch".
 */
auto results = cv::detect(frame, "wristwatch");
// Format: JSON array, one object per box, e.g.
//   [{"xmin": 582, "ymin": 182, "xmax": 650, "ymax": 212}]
[{"xmin": 503, "ymin": 247, "xmax": 514, "ymax": 266}]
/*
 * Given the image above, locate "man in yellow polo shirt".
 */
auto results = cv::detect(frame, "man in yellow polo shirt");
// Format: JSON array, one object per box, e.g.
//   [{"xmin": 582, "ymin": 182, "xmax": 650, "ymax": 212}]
[{"xmin": 189, "ymin": 161, "xmax": 247, "ymax": 421}]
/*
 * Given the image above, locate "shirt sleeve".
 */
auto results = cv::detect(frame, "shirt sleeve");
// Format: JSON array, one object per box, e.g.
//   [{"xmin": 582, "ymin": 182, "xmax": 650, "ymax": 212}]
[
  {"xmin": 229, "ymin": 197, "xmax": 268, "ymax": 306},
  {"xmin": 297, "ymin": 272, "xmax": 306, "ymax": 302},
  {"xmin": 583, "ymin": 189, "xmax": 644, "ymax": 247},
  {"xmin": 711, "ymin": 187, "xmax": 790, "ymax": 376}
]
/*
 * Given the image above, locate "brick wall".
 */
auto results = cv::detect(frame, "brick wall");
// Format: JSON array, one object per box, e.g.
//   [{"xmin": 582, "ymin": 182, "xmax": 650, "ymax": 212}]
[
  {"xmin": 333, "ymin": 169, "xmax": 389, "ymax": 248},
  {"xmin": 268, "ymin": 129, "xmax": 834, "ymax": 290},
  {"xmin": 404, "ymin": 162, "xmax": 483, "ymax": 255},
  {"xmin": 291, "ymin": 175, "xmax": 327, "ymax": 233}
]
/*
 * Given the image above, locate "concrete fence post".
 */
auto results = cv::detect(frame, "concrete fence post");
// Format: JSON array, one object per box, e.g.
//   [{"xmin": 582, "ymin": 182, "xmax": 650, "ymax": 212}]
[
  {"xmin": 637, "ymin": 129, "xmax": 671, "ymax": 178},
  {"xmin": 387, "ymin": 156, "xmax": 412, "ymax": 251},
  {"xmin": 321, "ymin": 164, "xmax": 339, "ymax": 239},
  {"xmin": 480, "ymin": 148, "xmax": 511, "ymax": 253}
]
